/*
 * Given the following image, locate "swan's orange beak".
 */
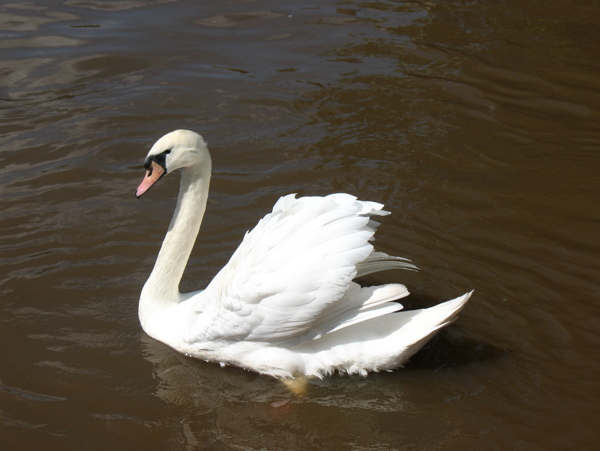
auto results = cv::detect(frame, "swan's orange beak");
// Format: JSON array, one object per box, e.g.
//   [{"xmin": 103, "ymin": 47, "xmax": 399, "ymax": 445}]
[{"xmin": 136, "ymin": 160, "xmax": 166, "ymax": 198}]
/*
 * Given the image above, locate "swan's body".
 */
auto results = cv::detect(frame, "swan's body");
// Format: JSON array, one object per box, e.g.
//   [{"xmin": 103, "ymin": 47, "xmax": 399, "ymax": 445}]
[{"xmin": 136, "ymin": 130, "xmax": 472, "ymax": 378}]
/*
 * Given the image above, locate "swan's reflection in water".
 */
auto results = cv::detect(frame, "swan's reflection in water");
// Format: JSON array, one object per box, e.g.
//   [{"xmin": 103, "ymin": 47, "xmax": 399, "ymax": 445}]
[
  {"xmin": 141, "ymin": 333, "xmax": 298, "ymax": 449},
  {"xmin": 140, "ymin": 333, "xmax": 468, "ymax": 450}
]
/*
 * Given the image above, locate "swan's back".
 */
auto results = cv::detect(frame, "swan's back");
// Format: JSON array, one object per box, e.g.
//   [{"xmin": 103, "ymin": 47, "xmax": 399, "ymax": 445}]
[{"xmin": 189, "ymin": 193, "xmax": 398, "ymax": 345}]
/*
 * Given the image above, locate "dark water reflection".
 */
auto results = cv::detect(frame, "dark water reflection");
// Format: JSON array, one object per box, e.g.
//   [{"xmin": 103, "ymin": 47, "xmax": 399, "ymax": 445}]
[{"xmin": 1, "ymin": 0, "xmax": 599, "ymax": 449}]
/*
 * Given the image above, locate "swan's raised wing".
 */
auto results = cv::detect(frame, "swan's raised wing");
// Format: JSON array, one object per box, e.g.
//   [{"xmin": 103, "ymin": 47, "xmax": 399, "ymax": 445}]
[{"xmin": 188, "ymin": 193, "xmax": 393, "ymax": 345}]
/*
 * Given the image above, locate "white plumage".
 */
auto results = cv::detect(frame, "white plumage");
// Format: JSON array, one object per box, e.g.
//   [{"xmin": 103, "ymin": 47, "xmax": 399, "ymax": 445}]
[{"xmin": 136, "ymin": 130, "xmax": 472, "ymax": 378}]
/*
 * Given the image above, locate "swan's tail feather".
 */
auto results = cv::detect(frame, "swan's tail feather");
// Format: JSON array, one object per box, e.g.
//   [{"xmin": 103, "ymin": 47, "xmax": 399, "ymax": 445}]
[
  {"xmin": 355, "ymin": 251, "xmax": 419, "ymax": 278},
  {"xmin": 298, "ymin": 291, "xmax": 473, "ymax": 378},
  {"xmin": 383, "ymin": 290, "xmax": 473, "ymax": 363}
]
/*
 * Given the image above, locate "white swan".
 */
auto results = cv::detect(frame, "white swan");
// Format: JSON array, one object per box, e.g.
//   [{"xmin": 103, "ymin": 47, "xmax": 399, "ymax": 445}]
[{"xmin": 135, "ymin": 130, "xmax": 472, "ymax": 378}]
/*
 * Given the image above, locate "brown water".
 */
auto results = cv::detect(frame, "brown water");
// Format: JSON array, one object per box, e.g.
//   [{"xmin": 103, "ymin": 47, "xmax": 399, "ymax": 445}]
[{"xmin": 1, "ymin": 0, "xmax": 599, "ymax": 449}]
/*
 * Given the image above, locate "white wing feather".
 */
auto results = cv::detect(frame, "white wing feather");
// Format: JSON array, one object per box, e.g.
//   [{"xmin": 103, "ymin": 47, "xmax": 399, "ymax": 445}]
[{"xmin": 188, "ymin": 193, "xmax": 395, "ymax": 345}]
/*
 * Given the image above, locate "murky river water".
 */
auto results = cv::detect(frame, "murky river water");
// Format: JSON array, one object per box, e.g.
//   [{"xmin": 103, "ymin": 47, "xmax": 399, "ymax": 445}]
[{"xmin": 1, "ymin": 1, "xmax": 599, "ymax": 449}]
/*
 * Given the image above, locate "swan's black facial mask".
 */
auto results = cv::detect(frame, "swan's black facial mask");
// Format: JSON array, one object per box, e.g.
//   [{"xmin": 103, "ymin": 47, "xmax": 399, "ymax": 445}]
[
  {"xmin": 144, "ymin": 148, "xmax": 170, "ymax": 172},
  {"xmin": 136, "ymin": 150, "xmax": 170, "ymax": 198}
]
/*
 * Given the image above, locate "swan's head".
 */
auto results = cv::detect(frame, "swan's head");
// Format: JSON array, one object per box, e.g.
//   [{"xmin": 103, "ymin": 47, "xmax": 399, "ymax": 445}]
[{"xmin": 136, "ymin": 129, "xmax": 209, "ymax": 198}]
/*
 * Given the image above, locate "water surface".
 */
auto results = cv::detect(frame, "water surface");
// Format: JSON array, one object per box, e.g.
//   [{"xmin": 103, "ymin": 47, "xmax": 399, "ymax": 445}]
[{"xmin": 1, "ymin": 1, "xmax": 599, "ymax": 449}]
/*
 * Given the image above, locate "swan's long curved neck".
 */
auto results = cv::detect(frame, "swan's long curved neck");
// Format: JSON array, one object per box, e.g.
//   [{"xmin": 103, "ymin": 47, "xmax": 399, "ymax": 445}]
[{"xmin": 141, "ymin": 161, "xmax": 211, "ymax": 312}]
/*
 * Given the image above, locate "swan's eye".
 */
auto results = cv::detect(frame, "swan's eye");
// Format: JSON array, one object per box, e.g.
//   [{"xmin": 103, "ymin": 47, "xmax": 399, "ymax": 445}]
[{"xmin": 164, "ymin": 149, "xmax": 172, "ymax": 154}]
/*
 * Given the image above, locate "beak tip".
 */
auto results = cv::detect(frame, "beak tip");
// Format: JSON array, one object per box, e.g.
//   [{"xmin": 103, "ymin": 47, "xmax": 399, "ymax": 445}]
[{"xmin": 135, "ymin": 161, "xmax": 165, "ymax": 199}]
